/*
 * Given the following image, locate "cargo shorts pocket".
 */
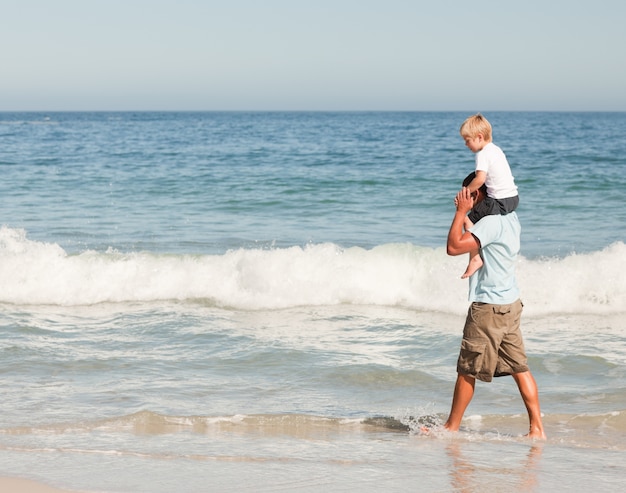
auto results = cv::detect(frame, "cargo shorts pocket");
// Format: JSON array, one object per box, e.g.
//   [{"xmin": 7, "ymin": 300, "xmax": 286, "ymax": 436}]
[{"xmin": 457, "ymin": 340, "xmax": 487, "ymax": 376}]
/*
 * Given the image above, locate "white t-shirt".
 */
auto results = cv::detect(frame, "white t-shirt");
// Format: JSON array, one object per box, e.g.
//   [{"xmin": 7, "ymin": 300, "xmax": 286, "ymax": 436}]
[{"xmin": 475, "ymin": 142, "xmax": 518, "ymax": 199}]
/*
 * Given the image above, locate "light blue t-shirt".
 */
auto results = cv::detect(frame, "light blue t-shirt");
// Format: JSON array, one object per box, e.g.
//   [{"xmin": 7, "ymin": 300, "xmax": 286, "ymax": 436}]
[{"xmin": 467, "ymin": 212, "xmax": 521, "ymax": 304}]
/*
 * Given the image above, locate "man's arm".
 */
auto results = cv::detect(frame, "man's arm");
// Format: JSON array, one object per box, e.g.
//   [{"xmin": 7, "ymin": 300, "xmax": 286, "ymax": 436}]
[{"xmin": 447, "ymin": 188, "xmax": 481, "ymax": 256}]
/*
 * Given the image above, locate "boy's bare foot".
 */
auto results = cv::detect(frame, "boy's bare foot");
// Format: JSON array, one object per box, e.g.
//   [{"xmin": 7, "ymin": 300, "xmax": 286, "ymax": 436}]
[{"xmin": 461, "ymin": 255, "xmax": 483, "ymax": 279}]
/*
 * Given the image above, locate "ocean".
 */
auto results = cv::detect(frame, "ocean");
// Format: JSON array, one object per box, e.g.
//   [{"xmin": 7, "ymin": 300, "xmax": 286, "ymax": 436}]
[{"xmin": 0, "ymin": 111, "xmax": 625, "ymax": 492}]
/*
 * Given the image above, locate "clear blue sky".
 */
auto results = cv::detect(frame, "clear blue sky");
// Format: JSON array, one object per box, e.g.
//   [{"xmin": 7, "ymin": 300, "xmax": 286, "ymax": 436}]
[{"xmin": 2, "ymin": 0, "xmax": 625, "ymax": 111}]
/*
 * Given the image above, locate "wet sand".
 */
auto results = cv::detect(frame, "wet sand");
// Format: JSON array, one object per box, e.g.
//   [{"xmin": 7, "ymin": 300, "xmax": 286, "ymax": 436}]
[{"xmin": 0, "ymin": 477, "xmax": 76, "ymax": 493}]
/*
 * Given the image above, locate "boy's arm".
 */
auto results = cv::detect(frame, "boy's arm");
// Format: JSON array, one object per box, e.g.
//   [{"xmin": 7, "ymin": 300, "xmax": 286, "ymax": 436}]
[
  {"xmin": 447, "ymin": 189, "xmax": 481, "ymax": 256},
  {"xmin": 464, "ymin": 170, "xmax": 486, "ymax": 193}
]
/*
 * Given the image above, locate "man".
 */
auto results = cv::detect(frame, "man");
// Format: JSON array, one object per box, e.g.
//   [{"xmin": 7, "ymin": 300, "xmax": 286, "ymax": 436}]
[{"xmin": 444, "ymin": 173, "xmax": 546, "ymax": 439}]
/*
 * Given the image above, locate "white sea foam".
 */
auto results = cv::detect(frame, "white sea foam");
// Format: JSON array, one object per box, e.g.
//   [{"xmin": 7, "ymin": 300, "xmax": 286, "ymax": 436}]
[{"xmin": 1, "ymin": 226, "xmax": 624, "ymax": 315}]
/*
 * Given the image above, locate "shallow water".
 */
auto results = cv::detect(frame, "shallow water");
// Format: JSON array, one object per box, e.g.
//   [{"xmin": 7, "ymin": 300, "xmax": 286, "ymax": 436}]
[{"xmin": 1, "ymin": 112, "xmax": 625, "ymax": 491}]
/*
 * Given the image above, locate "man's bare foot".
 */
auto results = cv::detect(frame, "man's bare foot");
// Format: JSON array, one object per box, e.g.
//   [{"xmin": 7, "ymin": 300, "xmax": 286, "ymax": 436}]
[
  {"xmin": 525, "ymin": 427, "xmax": 547, "ymax": 440},
  {"xmin": 443, "ymin": 421, "xmax": 459, "ymax": 432}
]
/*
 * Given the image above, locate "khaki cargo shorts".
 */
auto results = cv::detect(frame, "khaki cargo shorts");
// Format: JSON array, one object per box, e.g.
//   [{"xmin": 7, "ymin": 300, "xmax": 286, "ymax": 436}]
[{"xmin": 456, "ymin": 299, "xmax": 529, "ymax": 382}]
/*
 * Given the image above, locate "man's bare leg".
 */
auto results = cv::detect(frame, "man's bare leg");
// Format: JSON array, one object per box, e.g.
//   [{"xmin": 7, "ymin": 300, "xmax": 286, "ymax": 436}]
[
  {"xmin": 444, "ymin": 374, "xmax": 476, "ymax": 431},
  {"xmin": 512, "ymin": 371, "xmax": 547, "ymax": 440}
]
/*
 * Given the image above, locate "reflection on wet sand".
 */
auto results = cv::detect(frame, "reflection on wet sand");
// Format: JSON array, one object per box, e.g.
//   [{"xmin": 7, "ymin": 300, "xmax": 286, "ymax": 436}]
[{"xmin": 446, "ymin": 441, "xmax": 543, "ymax": 492}]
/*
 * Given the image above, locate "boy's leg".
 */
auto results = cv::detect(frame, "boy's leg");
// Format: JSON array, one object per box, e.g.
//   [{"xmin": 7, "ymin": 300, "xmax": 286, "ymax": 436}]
[
  {"xmin": 444, "ymin": 374, "xmax": 476, "ymax": 431},
  {"xmin": 461, "ymin": 216, "xmax": 482, "ymax": 278},
  {"xmin": 462, "ymin": 250, "xmax": 483, "ymax": 279},
  {"xmin": 512, "ymin": 371, "xmax": 546, "ymax": 439}
]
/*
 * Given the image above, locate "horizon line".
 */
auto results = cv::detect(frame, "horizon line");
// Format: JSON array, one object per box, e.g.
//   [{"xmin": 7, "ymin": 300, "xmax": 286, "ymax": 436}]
[{"xmin": 2, "ymin": 109, "xmax": 625, "ymax": 113}]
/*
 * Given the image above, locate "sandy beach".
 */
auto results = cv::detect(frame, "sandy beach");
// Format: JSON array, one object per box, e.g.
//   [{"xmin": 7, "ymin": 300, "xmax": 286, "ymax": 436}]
[{"xmin": 0, "ymin": 477, "xmax": 76, "ymax": 493}]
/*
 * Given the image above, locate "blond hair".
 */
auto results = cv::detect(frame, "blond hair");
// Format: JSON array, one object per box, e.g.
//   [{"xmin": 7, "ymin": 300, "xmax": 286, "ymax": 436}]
[{"xmin": 460, "ymin": 113, "xmax": 492, "ymax": 142}]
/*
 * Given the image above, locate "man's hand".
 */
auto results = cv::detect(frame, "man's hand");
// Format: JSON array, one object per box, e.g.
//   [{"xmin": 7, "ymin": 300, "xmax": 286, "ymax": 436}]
[{"xmin": 454, "ymin": 187, "xmax": 475, "ymax": 214}]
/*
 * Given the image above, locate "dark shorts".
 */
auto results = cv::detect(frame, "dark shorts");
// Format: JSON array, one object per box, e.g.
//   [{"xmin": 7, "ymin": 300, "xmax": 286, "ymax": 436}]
[
  {"xmin": 456, "ymin": 299, "xmax": 529, "ymax": 382},
  {"xmin": 468, "ymin": 195, "xmax": 519, "ymax": 224}
]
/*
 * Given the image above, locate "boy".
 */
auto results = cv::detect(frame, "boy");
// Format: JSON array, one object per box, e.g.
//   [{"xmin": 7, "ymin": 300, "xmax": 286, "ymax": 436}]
[{"xmin": 458, "ymin": 114, "xmax": 519, "ymax": 278}]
